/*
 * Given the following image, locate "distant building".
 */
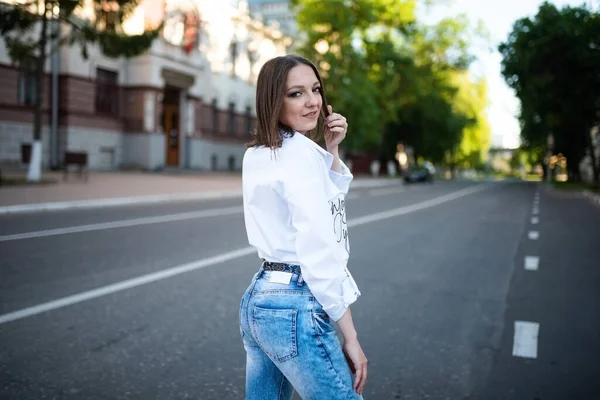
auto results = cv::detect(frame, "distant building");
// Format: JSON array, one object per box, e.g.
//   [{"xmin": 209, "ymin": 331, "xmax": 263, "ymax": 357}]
[
  {"xmin": 0, "ymin": 0, "xmax": 291, "ymax": 171},
  {"xmin": 247, "ymin": 0, "xmax": 298, "ymax": 39}
]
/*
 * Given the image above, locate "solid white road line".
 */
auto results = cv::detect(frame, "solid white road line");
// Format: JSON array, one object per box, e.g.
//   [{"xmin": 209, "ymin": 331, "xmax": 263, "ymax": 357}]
[
  {"xmin": 0, "ymin": 247, "xmax": 257, "ymax": 325},
  {"xmin": 528, "ymin": 231, "xmax": 540, "ymax": 240},
  {"xmin": 0, "ymin": 184, "xmax": 491, "ymax": 325},
  {"xmin": 0, "ymin": 206, "xmax": 243, "ymax": 242},
  {"xmin": 525, "ymin": 256, "xmax": 540, "ymax": 271},
  {"xmin": 367, "ymin": 187, "xmax": 406, "ymax": 197},
  {"xmin": 0, "ymin": 190, "xmax": 243, "ymax": 215},
  {"xmin": 348, "ymin": 185, "xmax": 488, "ymax": 227},
  {"xmin": 531, "ymin": 217, "xmax": 539, "ymax": 224},
  {"xmin": 513, "ymin": 321, "xmax": 540, "ymax": 358}
]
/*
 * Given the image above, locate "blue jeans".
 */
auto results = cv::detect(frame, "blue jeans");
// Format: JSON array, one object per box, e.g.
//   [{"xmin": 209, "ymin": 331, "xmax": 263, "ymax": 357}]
[{"xmin": 239, "ymin": 264, "xmax": 363, "ymax": 400}]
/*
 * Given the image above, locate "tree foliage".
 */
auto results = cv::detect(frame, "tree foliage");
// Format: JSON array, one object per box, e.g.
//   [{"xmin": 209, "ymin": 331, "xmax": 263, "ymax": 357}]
[
  {"xmin": 291, "ymin": 0, "xmax": 491, "ymax": 170},
  {"xmin": 499, "ymin": 1, "xmax": 600, "ymax": 182},
  {"xmin": 1, "ymin": 0, "xmax": 161, "ymax": 70},
  {"xmin": 0, "ymin": 0, "xmax": 161, "ymax": 180},
  {"xmin": 291, "ymin": 0, "xmax": 419, "ymax": 150}
]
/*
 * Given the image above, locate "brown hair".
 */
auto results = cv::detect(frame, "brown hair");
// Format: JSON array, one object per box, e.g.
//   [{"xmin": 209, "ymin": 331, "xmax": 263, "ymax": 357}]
[{"xmin": 247, "ymin": 55, "xmax": 329, "ymax": 149}]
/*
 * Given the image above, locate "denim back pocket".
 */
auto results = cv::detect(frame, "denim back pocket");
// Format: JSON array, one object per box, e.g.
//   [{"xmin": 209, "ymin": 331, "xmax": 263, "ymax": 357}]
[{"xmin": 250, "ymin": 306, "xmax": 298, "ymax": 362}]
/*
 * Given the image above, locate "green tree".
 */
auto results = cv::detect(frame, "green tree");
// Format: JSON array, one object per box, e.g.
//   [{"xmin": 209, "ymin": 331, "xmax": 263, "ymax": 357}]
[
  {"xmin": 291, "ymin": 0, "xmax": 491, "ymax": 172},
  {"xmin": 452, "ymin": 72, "xmax": 491, "ymax": 169},
  {"xmin": 0, "ymin": 0, "xmax": 161, "ymax": 181},
  {"xmin": 386, "ymin": 15, "xmax": 488, "ymax": 170},
  {"xmin": 291, "ymin": 0, "xmax": 418, "ymax": 151},
  {"xmin": 387, "ymin": 65, "xmax": 472, "ymax": 165},
  {"xmin": 499, "ymin": 1, "xmax": 600, "ymax": 182}
]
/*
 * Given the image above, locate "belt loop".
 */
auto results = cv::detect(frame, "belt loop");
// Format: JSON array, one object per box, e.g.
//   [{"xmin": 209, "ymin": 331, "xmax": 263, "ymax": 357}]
[{"xmin": 297, "ymin": 273, "xmax": 304, "ymax": 286}]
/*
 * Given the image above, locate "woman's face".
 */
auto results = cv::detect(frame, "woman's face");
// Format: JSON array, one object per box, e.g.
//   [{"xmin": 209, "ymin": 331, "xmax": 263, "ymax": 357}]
[{"xmin": 279, "ymin": 64, "xmax": 323, "ymax": 134}]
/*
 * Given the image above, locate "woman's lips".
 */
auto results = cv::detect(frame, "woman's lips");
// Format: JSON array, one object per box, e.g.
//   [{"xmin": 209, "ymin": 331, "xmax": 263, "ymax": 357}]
[{"xmin": 304, "ymin": 111, "xmax": 318, "ymax": 118}]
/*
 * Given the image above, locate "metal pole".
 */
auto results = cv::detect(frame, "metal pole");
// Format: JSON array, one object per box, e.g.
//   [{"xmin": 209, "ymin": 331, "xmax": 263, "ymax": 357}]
[{"xmin": 50, "ymin": 9, "xmax": 60, "ymax": 169}]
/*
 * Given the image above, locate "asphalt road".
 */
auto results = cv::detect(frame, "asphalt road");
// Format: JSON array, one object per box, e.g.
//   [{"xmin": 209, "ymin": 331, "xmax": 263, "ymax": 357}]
[{"xmin": 1, "ymin": 180, "xmax": 599, "ymax": 400}]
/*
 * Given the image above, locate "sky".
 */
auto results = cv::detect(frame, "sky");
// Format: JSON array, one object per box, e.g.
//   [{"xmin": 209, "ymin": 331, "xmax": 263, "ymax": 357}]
[{"xmin": 421, "ymin": 0, "xmax": 595, "ymax": 149}]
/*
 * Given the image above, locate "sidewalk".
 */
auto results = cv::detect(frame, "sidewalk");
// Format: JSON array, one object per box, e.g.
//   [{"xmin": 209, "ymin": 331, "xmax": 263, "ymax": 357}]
[{"xmin": 0, "ymin": 170, "xmax": 398, "ymax": 214}]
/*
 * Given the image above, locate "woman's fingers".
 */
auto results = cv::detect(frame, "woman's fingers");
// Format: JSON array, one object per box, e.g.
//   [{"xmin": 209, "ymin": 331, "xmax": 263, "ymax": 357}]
[
  {"xmin": 327, "ymin": 126, "xmax": 346, "ymax": 134},
  {"xmin": 357, "ymin": 363, "xmax": 367, "ymax": 395},
  {"xmin": 353, "ymin": 366, "xmax": 362, "ymax": 392},
  {"xmin": 328, "ymin": 119, "xmax": 347, "ymax": 128},
  {"xmin": 353, "ymin": 361, "xmax": 367, "ymax": 395},
  {"xmin": 327, "ymin": 114, "xmax": 346, "ymax": 123}
]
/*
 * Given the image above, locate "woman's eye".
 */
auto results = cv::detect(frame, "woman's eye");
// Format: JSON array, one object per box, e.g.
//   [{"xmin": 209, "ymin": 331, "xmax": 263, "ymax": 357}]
[{"xmin": 288, "ymin": 88, "xmax": 321, "ymax": 98}]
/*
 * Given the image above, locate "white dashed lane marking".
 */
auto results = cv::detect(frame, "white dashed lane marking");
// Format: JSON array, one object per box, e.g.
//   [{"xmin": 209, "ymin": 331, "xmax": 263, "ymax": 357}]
[
  {"xmin": 525, "ymin": 256, "xmax": 540, "ymax": 271},
  {"xmin": 513, "ymin": 321, "xmax": 540, "ymax": 359}
]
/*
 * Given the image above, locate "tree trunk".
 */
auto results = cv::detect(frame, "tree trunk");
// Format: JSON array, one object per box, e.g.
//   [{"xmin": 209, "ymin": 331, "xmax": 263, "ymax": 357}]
[
  {"xmin": 449, "ymin": 149, "xmax": 457, "ymax": 179},
  {"xmin": 587, "ymin": 130, "xmax": 599, "ymax": 184},
  {"xmin": 567, "ymin": 163, "xmax": 581, "ymax": 183},
  {"xmin": 27, "ymin": 0, "xmax": 48, "ymax": 182}
]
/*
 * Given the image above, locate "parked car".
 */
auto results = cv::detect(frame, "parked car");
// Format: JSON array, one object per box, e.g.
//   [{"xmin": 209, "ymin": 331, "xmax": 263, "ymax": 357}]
[{"xmin": 403, "ymin": 162, "xmax": 435, "ymax": 183}]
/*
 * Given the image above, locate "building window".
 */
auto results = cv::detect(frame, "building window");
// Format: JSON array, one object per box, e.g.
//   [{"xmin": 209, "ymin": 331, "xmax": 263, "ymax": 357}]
[
  {"xmin": 245, "ymin": 106, "xmax": 252, "ymax": 136},
  {"xmin": 228, "ymin": 102, "xmax": 236, "ymax": 135},
  {"xmin": 212, "ymin": 98, "xmax": 219, "ymax": 132},
  {"xmin": 19, "ymin": 69, "xmax": 37, "ymax": 106},
  {"xmin": 95, "ymin": 68, "xmax": 118, "ymax": 115},
  {"xmin": 230, "ymin": 36, "xmax": 239, "ymax": 78},
  {"xmin": 95, "ymin": 2, "xmax": 119, "ymax": 31}
]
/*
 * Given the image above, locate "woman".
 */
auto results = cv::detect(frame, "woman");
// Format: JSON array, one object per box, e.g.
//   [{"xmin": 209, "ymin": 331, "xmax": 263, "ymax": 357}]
[{"xmin": 239, "ymin": 55, "xmax": 368, "ymax": 400}]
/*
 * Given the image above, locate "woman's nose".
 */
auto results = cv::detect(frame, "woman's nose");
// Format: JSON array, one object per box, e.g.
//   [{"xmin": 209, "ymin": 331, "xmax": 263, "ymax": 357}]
[{"xmin": 306, "ymin": 91, "xmax": 320, "ymax": 107}]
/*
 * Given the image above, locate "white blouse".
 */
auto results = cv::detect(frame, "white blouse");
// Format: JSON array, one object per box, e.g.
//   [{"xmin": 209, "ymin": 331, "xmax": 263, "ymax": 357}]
[{"xmin": 242, "ymin": 131, "xmax": 361, "ymax": 321}]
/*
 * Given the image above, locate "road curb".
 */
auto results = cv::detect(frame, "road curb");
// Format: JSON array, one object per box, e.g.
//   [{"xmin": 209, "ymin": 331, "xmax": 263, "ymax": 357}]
[
  {"xmin": 0, "ymin": 190, "xmax": 243, "ymax": 215},
  {"xmin": 582, "ymin": 190, "xmax": 600, "ymax": 205}
]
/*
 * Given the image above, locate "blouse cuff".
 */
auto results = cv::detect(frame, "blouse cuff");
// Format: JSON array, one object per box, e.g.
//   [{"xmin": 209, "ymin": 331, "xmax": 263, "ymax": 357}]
[
  {"xmin": 328, "ymin": 160, "xmax": 354, "ymax": 195},
  {"xmin": 325, "ymin": 272, "xmax": 362, "ymax": 322}
]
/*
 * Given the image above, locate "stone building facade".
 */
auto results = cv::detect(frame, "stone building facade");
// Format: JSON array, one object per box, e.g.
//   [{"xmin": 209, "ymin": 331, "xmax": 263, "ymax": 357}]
[{"xmin": 0, "ymin": 0, "xmax": 290, "ymax": 171}]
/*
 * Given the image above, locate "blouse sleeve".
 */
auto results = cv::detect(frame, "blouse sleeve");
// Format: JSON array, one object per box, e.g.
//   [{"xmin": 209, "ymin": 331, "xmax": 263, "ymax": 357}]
[
  {"xmin": 283, "ymin": 152, "xmax": 361, "ymax": 321},
  {"xmin": 328, "ymin": 159, "xmax": 353, "ymax": 195}
]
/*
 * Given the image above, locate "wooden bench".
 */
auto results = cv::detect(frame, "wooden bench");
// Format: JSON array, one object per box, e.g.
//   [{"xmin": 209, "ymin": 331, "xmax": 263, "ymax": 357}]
[{"xmin": 63, "ymin": 151, "xmax": 89, "ymax": 182}]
